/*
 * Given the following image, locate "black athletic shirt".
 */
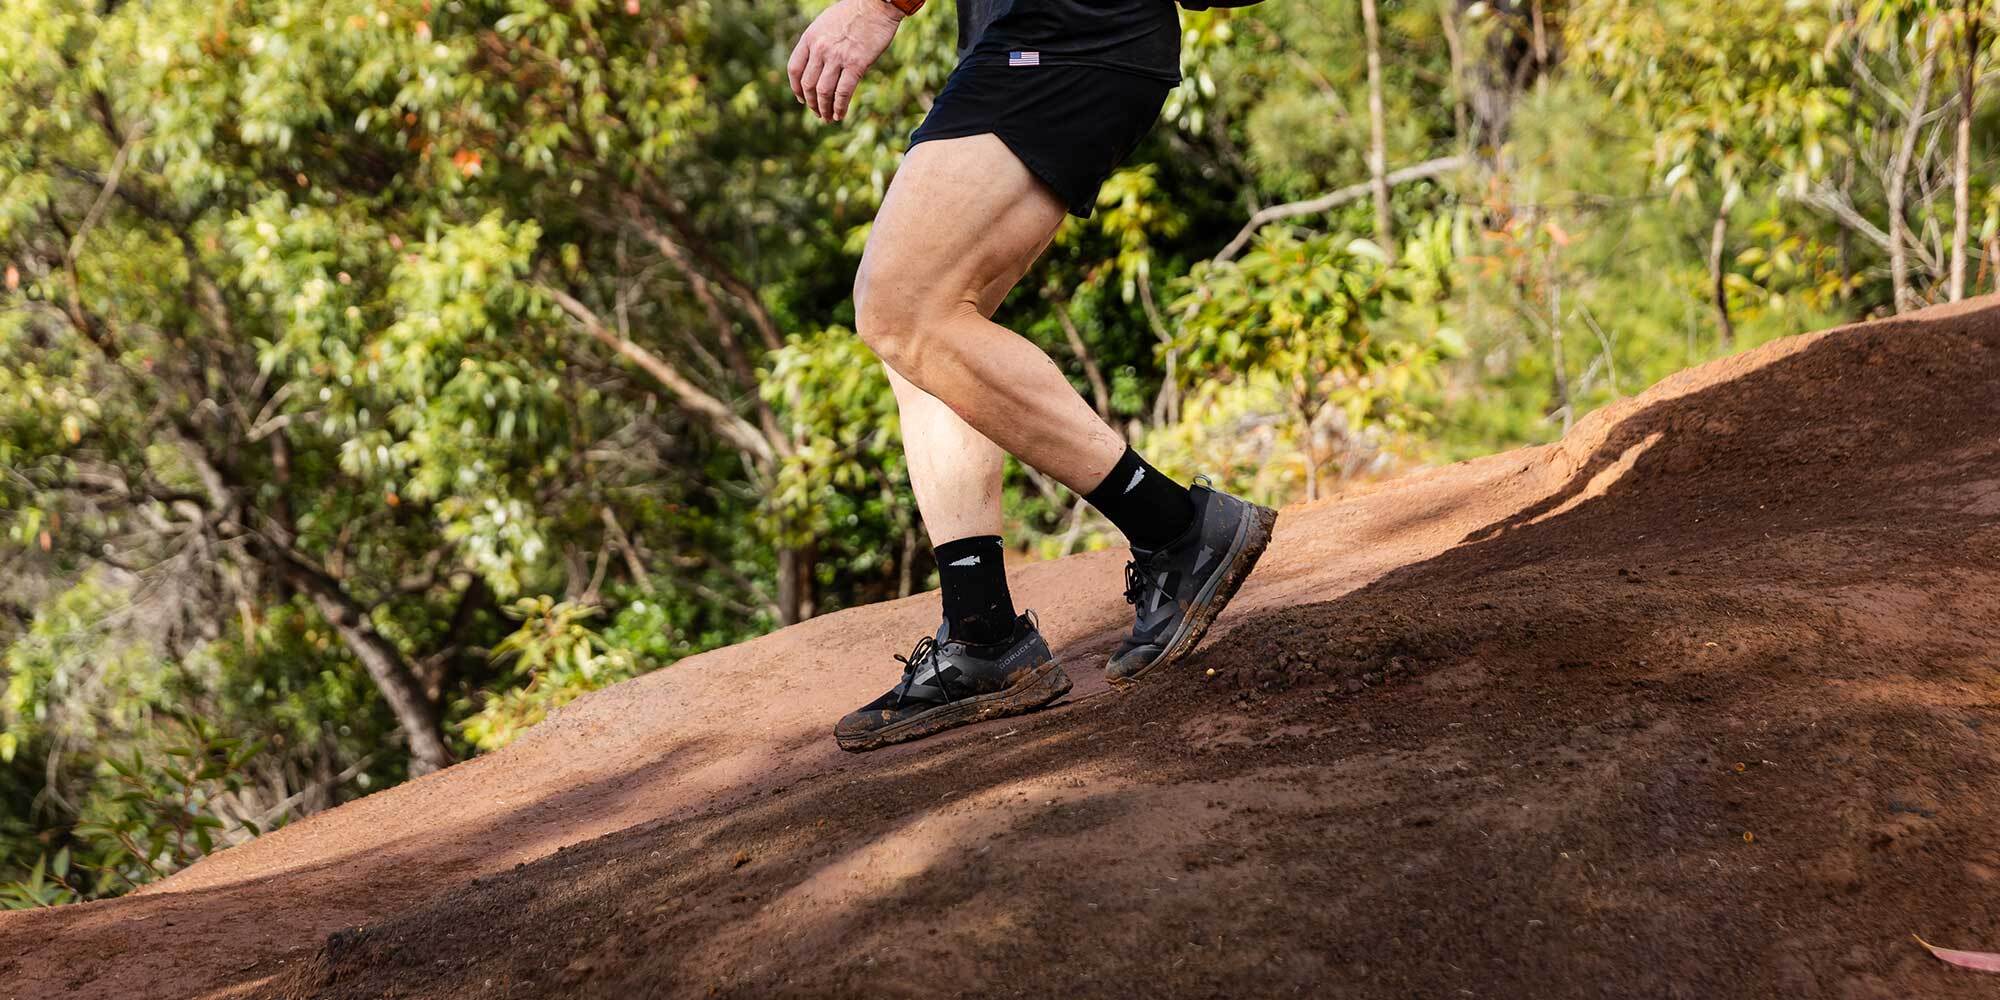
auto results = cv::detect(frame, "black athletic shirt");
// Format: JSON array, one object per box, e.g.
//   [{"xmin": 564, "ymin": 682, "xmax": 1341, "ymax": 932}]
[{"xmin": 955, "ymin": 0, "xmax": 1181, "ymax": 82}]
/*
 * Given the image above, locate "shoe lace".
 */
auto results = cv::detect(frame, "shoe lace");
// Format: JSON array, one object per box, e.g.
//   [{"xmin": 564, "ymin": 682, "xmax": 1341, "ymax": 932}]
[
  {"xmin": 890, "ymin": 635, "xmax": 954, "ymax": 706},
  {"xmin": 1123, "ymin": 557, "xmax": 1170, "ymax": 608}
]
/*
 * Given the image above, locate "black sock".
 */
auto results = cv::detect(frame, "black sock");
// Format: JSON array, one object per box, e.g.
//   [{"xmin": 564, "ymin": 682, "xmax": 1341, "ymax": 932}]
[
  {"xmin": 1083, "ymin": 447, "xmax": 1198, "ymax": 551},
  {"xmin": 934, "ymin": 535, "xmax": 1017, "ymax": 646}
]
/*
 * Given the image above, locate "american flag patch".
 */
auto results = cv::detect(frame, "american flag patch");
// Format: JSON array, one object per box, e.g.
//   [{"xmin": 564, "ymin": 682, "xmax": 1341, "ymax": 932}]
[{"xmin": 1008, "ymin": 50, "xmax": 1041, "ymax": 67}]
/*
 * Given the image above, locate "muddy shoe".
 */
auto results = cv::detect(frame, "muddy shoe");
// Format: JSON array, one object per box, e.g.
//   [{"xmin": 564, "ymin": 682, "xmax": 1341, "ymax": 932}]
[
  {"xmin": 1106, "ymin": 482, "xmax": 1278, "ymax": 686},
  {"xmin": 835, "ymin": 614, "xmax": 1072, "ymax": 753}
]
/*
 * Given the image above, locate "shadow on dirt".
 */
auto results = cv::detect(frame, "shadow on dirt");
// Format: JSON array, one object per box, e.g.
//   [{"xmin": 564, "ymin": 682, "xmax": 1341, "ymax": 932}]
[{"xmin": 239, "ymin": 311, "xmax": 2000, "ymax": 1000}]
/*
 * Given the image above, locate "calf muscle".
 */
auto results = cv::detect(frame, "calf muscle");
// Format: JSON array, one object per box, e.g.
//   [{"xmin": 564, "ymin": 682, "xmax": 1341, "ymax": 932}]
[{"xmin": 855, "ymin": 134, "xmax": 1127, "ymax": 493}]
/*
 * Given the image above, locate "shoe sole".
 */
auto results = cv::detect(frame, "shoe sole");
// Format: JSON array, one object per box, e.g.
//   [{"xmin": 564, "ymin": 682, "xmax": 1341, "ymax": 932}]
[
  {"xmin": 1106, "ymin": 502, "xmax": 1279, "ymax": 687},
  {"xmin": 834, "ymin": 658, "xmax": 1073, "ymax": 753}
]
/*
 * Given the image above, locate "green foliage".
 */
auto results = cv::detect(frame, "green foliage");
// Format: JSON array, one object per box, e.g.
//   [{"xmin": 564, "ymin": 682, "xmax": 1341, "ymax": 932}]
[
  {"xmin": 1171, "ymin": 227, "xmax": 1444, "ymax": 494},
  {"xmin": 459, "ymin": 598, "xmax": 639, "ymax": 752},
  {"xmin": 761, "ymin": 327, "xmax": 906, "ymax": 548},
  {"xmin": 1571, "ymin": 0, "xmax": 1848, "ymax": 201},
  {"xmin": 2, "ymin": 711, "xmax": 262, "ymax": 908},
  {"xmin": 72, "ymin": 715, "xmax": 263, "ymax": 890},
  {"xmin": 0, "ymin": 849, "xmax": 79, "ymax": 910}
]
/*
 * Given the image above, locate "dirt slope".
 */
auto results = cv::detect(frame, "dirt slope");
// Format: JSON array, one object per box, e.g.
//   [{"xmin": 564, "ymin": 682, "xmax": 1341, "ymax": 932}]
[{"xmin": 5, "ymin": 300, "xmax": 2000, "ymax": 1000}]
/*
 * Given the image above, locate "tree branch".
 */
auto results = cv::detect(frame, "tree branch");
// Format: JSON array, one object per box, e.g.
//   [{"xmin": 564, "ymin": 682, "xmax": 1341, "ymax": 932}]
[
  {"xmin": 1215, "ymin": 156, "xmax": 1471, "ymax": 262},
  {"xmin": 1791, "ymin": 185, "xmax": 1941, "ymax": 273},
  {"xmin": 541, "ymin": 282, "xmax": 778, "ymax": 467},
  {"xmin": 630, "ymin": 175, "xmax": 787, "ymax": 353},
  {"xmin": 615, "ymin": 200, "xmax": 794, "ymax": 458}
]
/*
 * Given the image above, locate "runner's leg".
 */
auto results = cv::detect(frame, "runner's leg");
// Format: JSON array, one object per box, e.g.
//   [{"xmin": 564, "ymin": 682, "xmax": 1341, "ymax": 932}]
[
  {"xmin": 856, "ymin": 132, "xmax": 1274, "ymax": 692},
  {"xmin": 860, "ymin": 134, "xmax": 1198, "ymax": 549},
  {"xmin": 884, "ymin": 341, "xmax": 1007, "ymax": 548},
  {"xmin": 856, "ymin": 134, "xmax": 1128, "ymax": 494},
  {"xmin": 878, "ymin": 185, "xmax": 1057, "ymax": 641},
  {"xmin": 837, "ymin": 261, "xmax": 1079, "ymax": 748},
  {"xmin": 886, "ymin": 364, "xmax": 1019, "ymax": 643}
]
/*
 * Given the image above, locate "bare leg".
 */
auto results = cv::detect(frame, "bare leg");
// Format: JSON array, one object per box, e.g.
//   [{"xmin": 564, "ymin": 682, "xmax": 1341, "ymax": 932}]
[
  {"xmin": 879, "ymin": 165, "xmax": 1048, "ymax": 546},
  {"xmin": 886, "ymin": 365, "xmax": 1004, "ymax": 545},
  {"xmin": 855, "ymin": 134, "xmax": 1128, "ymax": 495}
]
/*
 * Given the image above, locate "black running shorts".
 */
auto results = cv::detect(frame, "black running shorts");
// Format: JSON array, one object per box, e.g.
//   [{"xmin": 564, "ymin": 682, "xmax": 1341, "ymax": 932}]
[{"xmin": 909, "ymin": 63, "xmax": 1174, "ymax": 219}]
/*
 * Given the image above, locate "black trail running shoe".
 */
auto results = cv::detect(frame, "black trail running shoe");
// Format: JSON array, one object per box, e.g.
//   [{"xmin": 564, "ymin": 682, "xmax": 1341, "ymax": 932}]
[
  {"xmin": 835, "ymin": 614, "xmax": 1072, "ymax": 753},
  {"xmin": 1106, "ymin": 482, "xmax": 1278, "ymax": 685}
]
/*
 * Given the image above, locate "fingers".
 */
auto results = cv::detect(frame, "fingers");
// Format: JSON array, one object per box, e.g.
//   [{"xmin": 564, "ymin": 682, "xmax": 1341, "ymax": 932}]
[
  {"xmin": 832, "ymin": 65, "xmax": 860, "ymax": 122},
  {"xmin": 788, "ymin": 16, "xmax": 873, "ymax": 124},
  {"xmin": 796, "ymin": 46, "xmax": 823, "ymax": 112},
  {"xmin": 786, "ymin": 40, "xmax": 809, "ymax": 104},
  {"xmin": 812, "ymin": 58, "xmax": 844, "ymax": 121}
]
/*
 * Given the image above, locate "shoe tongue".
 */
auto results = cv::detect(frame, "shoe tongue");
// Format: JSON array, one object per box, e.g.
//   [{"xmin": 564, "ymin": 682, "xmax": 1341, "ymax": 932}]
[
  {"xmin": 936, "ymin": 616, "xmax": 1023, "ymax": 652},
  {"xmin": 1133, "ymin": 515, "xmax": 1203, "ymax": 561}
]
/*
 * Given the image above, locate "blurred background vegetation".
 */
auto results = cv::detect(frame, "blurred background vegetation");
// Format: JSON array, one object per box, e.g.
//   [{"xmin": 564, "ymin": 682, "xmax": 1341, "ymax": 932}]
[{"xmin": 1, "ymin": 0, "xmax": 1991, "ymax": 905}]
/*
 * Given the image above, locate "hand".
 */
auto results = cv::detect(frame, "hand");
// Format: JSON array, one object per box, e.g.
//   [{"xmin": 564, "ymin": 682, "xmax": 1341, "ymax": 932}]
[{"xmin": 787, "ymin": 0, "xmax": 902, "ymax": 123}]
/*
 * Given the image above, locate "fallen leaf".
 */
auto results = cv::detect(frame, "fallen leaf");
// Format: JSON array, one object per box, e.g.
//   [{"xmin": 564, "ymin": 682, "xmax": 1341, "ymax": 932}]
[{"xmin": 1914, "ymin": 935, "xmax": 2000, "ymax": 973}]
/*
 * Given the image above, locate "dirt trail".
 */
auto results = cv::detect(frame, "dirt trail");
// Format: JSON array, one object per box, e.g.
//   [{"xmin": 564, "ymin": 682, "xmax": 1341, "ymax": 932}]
[{"xmin": 6, "ymin": 301, "xmax": 2000, "ymax": 999}]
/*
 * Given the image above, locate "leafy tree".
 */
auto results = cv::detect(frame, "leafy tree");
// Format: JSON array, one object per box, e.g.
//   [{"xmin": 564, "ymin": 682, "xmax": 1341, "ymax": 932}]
[
  {"xmin": 1172, "ymin": 227, "xmax": 1445, "ymax": 500},
  {"xmin": 1569, "ymin": 0, "xmax": 1849, "ymax": 342}
]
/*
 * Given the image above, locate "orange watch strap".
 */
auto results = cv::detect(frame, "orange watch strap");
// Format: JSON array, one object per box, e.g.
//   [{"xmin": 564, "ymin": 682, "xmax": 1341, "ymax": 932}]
[{"xmin": 886, "ymin": 0, "xmax": 925, "ymax": 15}]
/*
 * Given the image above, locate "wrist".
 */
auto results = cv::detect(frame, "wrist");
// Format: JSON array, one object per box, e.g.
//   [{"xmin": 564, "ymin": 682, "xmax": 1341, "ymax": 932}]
[{"xmin": 857, "ymin": 0, "xmax": 902, "ymax": 25}]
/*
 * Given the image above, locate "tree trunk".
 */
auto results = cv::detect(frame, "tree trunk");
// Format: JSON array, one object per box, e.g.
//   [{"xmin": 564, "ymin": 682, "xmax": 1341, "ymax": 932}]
[
  {"xmin": 776, "ymin": 543, "xmax": 817, "ymax": 626},
  {"xmin": 1455, "ymin": 1, "xmax": 1550, "ymax": 167},
  {"xmin": 1891, "ymin": 34, "xmax": 1944, "ymax": 313},
  {"xmin": 1136, "ymin": 277, "xmax": 1180, "ymax": 426},
  {"xmin": 1439, "ymin": 0, "xmax": 1471, "ymax": 147},
  {"xmin": 1950, "ymin": 1, "xmax": 1979, "ymax": 301},
  {"xmin": 1361, "ymin": 0, "xmax": 1397, "ymax": 258},
  {"xmin": 300, "ymin": 585, "xmax": 454, "ymax": 776},
  {"xmin": 1709, "ymin": 201, "xmax": 1737, "ymax": 349},
  {"xmin": 1053, "ymin": 295, "xmax": 1112, "ymax": 420},
  {"xmin": 1529, "ymin": 0, "xmax": 1550, "ymax": 69},
  {"xmin": 898, "ymin": 524, "xmax": 918, "ymax": 599},
  {"xmin": 1547, "ymin": 242, "xmax": 1571, "ymax": 434},
  {"xmin": 1295, "ymin": 394, "xmax": 1322, "ymax": 503}
]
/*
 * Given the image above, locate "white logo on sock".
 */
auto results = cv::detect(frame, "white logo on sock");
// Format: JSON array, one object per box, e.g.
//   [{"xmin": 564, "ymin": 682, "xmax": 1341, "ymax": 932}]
[
  {"xmin": 948, "ymin": 555, "xmax": 982, "ymax": 567},
  {"xmin": 1124, "ymin": 467, "xmax": 1146, "ymax": 494}
]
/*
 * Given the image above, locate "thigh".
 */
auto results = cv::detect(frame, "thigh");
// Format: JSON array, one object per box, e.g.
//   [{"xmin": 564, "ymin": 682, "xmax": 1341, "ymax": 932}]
[{"xmin": 860, "ymin": 133, "xmax": 1069, "ymax": 317}]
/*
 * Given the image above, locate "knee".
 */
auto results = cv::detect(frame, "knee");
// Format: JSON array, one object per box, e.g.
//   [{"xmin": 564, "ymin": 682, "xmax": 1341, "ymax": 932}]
[{"xmin": 853, "ymin": 257, "xmax": 925, "ymax": 373}]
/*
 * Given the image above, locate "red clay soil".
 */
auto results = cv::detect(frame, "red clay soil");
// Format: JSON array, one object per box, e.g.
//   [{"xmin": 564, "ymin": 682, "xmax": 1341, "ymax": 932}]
[{"xmin": 6, "ymin": 301, "xmax": 2000, "ymax": 1000}]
